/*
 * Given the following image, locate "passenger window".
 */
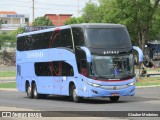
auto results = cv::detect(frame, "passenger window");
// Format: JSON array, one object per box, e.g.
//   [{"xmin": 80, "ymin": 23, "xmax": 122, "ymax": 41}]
[{"xmin": 34, "ymin": 61, "xmax": 74, "ymax": 76}]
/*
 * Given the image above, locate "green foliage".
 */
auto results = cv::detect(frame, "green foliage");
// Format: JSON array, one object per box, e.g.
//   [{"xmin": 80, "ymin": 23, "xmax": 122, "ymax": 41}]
[
  {"xmin": 11, "ymin": 27, "xmax": 25, "ymax": 35},
  {"xmin": 0, "ymin": 27, "xmax": 25, "ymax": 49},
  {"xmin": 81, "ymin": 0, "xmax": 160, "ymax": 50},
  {"xmin": 64, "ymin": 17, "xmax": 83, "ymax": 25},
  {"xmin": 148, "ymin": 6, "xmax": 160, "ymax": 40},
  {"xmin": 0, "ymin": 34, "xmax": 13, "ymax": 49},
  {"xmin": 82, "ymin": 1, "xmax": 99, "ymax": 22},
  {"xmin": 32, "ymin": 16, "xmax": 53, "ymax": 26},
  {"xmin": 0, "ymin": 82, "xmax": 16, "ymax": 88},
  {"xmin": 0, "ymin": 71, "xmax": 16, "ymax": 77}
]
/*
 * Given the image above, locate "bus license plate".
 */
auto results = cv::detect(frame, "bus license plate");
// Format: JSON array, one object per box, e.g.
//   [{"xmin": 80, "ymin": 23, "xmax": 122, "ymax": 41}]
[{"xmin": 111, "ymin": 93, "xmax": 119, "ymax": 96}]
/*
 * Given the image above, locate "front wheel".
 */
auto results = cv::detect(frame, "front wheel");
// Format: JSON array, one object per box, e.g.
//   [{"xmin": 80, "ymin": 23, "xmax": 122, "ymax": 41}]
[
  {"xmin": 72, "ymin": 85, "xmax": 82, "ymax": 103},
  {"xmin": 109, "ymin": 96, "xmax": 120, "ymax": 102}
]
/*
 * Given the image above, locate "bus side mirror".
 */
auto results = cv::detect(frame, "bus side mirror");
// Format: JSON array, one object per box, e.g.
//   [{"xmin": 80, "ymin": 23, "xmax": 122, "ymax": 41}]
[
  {"xmin": 80, "ymin": 47, "xmax": 91, "ymax": 63},
  {"xmin": 133, "ymin": 46, "xmax": 143, "ymax": 63}
]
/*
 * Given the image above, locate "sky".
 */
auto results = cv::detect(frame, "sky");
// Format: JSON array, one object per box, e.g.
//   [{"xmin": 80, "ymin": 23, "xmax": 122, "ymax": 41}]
[{"xmin": 0, "ymin": 0, "xmax": 97, "ymax": 22}]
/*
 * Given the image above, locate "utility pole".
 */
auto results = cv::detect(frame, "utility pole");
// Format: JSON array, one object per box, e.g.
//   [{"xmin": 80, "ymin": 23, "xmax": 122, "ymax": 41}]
[
  {"xmin": 77, "ymin": 0, "xmax": 79, "ymax": 17},
  {"xmin": 32, "ymin": 0, "xmax": 35, "ymax": 21}
]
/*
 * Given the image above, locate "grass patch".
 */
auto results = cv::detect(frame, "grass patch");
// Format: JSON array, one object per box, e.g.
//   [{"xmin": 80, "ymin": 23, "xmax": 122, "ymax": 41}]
[
  {"xmin": 0, "ymin": 71, "xmax": 16, "ymax": 77},
  {"xmin": 0, "ymin": 82, "xmax": 16, "ymax": 88},
  {"xmin": 136, "ymin": 77, "xmax": 160, "ymax": 86}
]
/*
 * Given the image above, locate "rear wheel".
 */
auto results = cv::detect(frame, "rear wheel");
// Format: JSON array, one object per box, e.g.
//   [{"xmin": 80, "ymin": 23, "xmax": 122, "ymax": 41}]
[
  {"xmin": 33, "ymin": 83, "xmax": 40, "ymax": 99},
  {"xmin": 109, "ymin": 96, "xmax": 119, "ymax": 102},
  {"xmin": 72, "ymin": 85, "xmax": 82, "ymax": 103},
  {"xmin": 33, "ymin": 83, "xmax": 46, "ymax": 99},
  {"xmin": 26, "ymin": 83, "xmax": 33, "ymax": 98}
]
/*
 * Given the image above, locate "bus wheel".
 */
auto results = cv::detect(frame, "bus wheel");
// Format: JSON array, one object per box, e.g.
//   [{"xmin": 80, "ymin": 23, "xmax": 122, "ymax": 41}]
[
  {"xmin": 33, "ymin": 83, "xmax": 40, "ymax": 99},
  {"xmin": 72, "ymin": 85, "xmax": 82, "ymax": 103},
  {"xmin": 26, "ymin": 83, "xmax": 33, "ymax": 98},
  {"xmin": 109, "ymin": 96, "xmax": 119, "ymax": 102}
]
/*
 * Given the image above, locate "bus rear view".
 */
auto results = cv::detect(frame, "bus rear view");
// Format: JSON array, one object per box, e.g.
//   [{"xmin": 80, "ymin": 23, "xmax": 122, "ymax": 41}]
[{"xmin": 16, "ymin": 23, "xmax": 143, "ymax": 103}]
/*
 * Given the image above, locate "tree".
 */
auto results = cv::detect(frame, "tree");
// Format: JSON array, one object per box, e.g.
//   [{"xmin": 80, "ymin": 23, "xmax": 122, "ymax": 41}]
[
  {"xmin": 64, "ymin": 17, "xmax": 83, "ymax": 25},
  {"xmin": 11, "ymin": 27, "xmax": 25, "ymax": 35},
  {"xmin": 116, "ymin": 0, "xmax": 160, "ymax": 51},
  {"xmin": 32, "ymin": 16, "xmax": 53, "ymax": 26},
  {"xmin": 148, "ymin": 5, "xmax": 160, "ymax": 40},
  {"xmin": 0, "ymin": 27, "xmax": 25, "ymax": 49},
  {"xmin": 0, "ymin": 34, "xmax": 10, "ymax": 49},
  {"xmin": 81, "ymin": 0, "xmax": 160, "ymax": 51},
  {"xmin": 82, "ymin": 1, "xmax": 100, "ymax": 23}
]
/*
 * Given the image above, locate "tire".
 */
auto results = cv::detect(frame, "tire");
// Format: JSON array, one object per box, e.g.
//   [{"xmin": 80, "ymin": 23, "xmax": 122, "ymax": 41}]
[
  {"xmin": 33, "ymin": 83, "xmax": 46, "ymax": 99},
  {"xmin": 26, "ymin": 83, "xmax": 33, "ymax": 98},
  {"xmin": 72, "ymin": 85, "xmax": 82, "ymax": 103},
  {"xmin": 33, "ymin": 83, "xmax": 40, "ymax": 99},
  {"xmin": 109, "ymin": 96, "xmax": 120, "ymax": 102}
]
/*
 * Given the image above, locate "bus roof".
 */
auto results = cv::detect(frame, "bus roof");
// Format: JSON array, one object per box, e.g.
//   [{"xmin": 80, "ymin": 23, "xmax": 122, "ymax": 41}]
[
  {"xmin": 17, "ymin": 23, "xmax": 125, "ymax": 37},
  {"xmin": 70, "ymin": 23, "xmax": 125, "ymax": 28},
  {"xmin": 17, "ymin": 25, "xmax": 70, "ymax": 37}
]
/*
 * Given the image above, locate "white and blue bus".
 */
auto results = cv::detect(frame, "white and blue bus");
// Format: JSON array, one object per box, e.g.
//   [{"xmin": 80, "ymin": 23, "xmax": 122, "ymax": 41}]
[{"xmin": 16, "ymin": 23, "xmax": 143, "ymax": 102}]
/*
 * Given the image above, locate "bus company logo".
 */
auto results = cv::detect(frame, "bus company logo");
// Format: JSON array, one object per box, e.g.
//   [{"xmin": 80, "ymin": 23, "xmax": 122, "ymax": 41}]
[
  {"xmin": 104, "ymin": 51, "xmax": 119, "ymax": 54},
  {"xmin": 27, "ymin": 52, "xmax": 44, "ymax": 58},
  {"xmin": 113, "ymin": 86, "xmax": 117, "ymax": 90}
]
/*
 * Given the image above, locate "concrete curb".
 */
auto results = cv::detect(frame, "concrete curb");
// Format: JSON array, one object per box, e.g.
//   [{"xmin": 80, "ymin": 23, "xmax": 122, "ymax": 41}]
[
  {"xmin": 136, "ymin": 85, "xmax": 160, "ymax": 88},
  {"xmin": 0, "ymin": 88, "xmax": 17, "ymax": 91}
]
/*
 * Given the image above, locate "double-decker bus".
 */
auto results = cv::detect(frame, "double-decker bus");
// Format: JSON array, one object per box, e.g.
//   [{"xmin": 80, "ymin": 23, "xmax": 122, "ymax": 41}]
[{"xmin": 16, "ymin": 23, "xmax": 143, "ymax": 102}]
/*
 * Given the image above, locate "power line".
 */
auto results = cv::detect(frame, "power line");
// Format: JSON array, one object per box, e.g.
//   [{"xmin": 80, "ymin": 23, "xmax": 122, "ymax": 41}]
[
  {"xmin": 1, "ymin": 0, "xmax": 31, "ymax": 4},
  {"xmin": 0, "ymin": 0, "xmax": 89, "ymax": 20},
  {"xmin": 0, "ymin": 2, "xmax": 32, "ymax": 8},
  {"xmin": 0, "ymin": 2, "xmax": 82, "ymax": 12},
  {"xmin": 35, "ymin": 1, "xmax": 83, "ymax": 8},
  {"xmin": 35, "ymin": 7, "xmax": 79, "ymax": 12}
]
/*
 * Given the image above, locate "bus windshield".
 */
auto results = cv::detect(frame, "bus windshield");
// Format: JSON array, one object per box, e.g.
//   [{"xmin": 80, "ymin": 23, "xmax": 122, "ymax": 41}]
[
  {"xmin": 85, "ymin": 28, "xmax": 132, "ymax": 48},
  {"xmin": 91, "ymin": 54, "xmax": 134, "ymax": 80}
]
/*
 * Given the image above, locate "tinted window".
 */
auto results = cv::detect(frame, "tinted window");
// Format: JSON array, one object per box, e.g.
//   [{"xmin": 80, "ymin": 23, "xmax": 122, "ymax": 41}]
[
  {"xmin": 86, "ymin": 28, "xmax": 132, "ymax": 49},
  {"xmin": 35, "ymin": 61, "xmax": 74, "ymax": 76},
  {"xmin": 59, "ymin": 29, "xmax": 73, "ymax": 48},
  {"xmin": 17, "ymin": 28, "xmax": 73, "ymax": 51},
  {"xmin": 72, "ymin": 27, "xmax": 85, "ymax": 46}
]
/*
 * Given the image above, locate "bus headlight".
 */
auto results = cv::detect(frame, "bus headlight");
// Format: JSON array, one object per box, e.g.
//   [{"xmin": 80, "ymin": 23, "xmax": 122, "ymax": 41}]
[
  {"xmin": 84, "ymin": 80, "xmax": 101, "ymax": 87},
  {"xmin": 128, "ymin": 82, "xmax": 135, "ymax": 86},
  {"xmin": 92, "ymin": 83, "xmax": 101, "ymax": 87}
]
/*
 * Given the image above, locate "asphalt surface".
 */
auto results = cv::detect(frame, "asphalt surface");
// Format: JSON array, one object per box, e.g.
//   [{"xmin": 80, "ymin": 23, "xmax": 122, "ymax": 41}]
[
  {"xmin": 0, "ymin": 87, "xmax": 160, "ymax": 111},
  {"xmin": 0, "ymin": 87, "xmax": 160, "ymax": 120}
]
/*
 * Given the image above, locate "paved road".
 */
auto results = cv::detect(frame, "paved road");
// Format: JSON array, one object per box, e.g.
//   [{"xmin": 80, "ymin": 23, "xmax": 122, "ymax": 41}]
[{"xmin": 0, "ymin": 87, "xmax": 160, "ymax": 119}]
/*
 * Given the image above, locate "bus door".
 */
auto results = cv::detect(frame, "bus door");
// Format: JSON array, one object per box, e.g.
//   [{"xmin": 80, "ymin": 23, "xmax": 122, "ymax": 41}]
[
  {"xmin": 49, "ymin": 61, "xmax": 62, "ymax": 94},
  {"xmin": 80, "ymin": 59, "xmax": 89, "ymax": 97},
  {"xmin": 60, "ymin": 61, "xmax": 74, "ymax": 95},
  {"xmin": 79, "ymin": 59, "xmax": 88, "ymax": 77},
  {"xmin": 49, "ymin": 61, "xmax": 74, "ymax": 95}
]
